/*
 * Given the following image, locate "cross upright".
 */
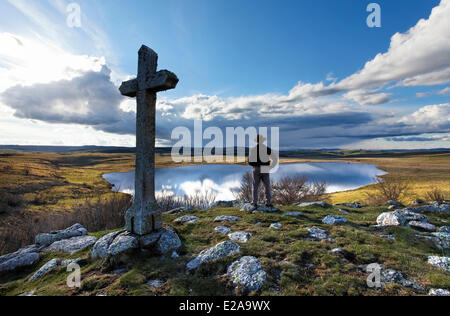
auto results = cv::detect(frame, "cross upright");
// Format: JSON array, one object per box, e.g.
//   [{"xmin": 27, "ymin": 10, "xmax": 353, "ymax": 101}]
[{"xmin": 119, "ymin": 45, "xmax": 179, "ymax": 236}]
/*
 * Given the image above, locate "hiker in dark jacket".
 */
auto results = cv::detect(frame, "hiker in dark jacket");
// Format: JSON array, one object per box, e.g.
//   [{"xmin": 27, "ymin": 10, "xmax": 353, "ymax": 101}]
[{"xmin": 249, "ymin": 135, "xmax": 273, "ymax": 208}]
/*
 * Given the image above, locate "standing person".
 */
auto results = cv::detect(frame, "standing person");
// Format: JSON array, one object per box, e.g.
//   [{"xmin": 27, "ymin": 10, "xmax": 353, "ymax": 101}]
[{"xmin": 248, "ymin": 135, "xmax": 273, "ymax": 208}]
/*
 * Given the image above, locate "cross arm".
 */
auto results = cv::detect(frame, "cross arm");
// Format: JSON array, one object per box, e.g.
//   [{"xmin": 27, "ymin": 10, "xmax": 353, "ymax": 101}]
[{"xmin": 119, "ymin": 70, "xmax": 179, "ymax": 97}]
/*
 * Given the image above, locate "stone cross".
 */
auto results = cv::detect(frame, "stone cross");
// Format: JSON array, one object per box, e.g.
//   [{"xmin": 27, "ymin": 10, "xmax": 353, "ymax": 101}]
[{"xmin": 119, "ymin": 45, "xmax": 178, "ymax": 236}]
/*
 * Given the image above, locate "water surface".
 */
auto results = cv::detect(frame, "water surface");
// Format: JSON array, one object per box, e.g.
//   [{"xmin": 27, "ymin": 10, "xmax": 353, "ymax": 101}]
[{"xmin": 103, "ymin": 162, "xmax": 386, "ymax": 201}]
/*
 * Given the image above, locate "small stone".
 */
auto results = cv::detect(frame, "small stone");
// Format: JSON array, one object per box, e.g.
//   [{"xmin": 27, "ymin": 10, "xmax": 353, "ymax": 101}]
[
  {"xmin": 427, "ymin": 256, "xmax": 450, "ymax": 272},
  {"xmin": 43, "ymin": 236, "xmax": 97, "ymax": 255},
  {"xmin": 305, "ymin": 227, "xmax": 334, "ymax": 242},
  {"xmin": 147, "ymin": 279, "xmax": 165, "ymax": 289},
  {"xmin": 18, "ymin": 291, "xmax": 36, "ymax": 296},
  {"xmin": 336, "ymin": 202, "xmax": 362, "ymax": 209},
  {"xmin": 228, "ymin": 232, "xmax": 253, "ymax": 243},
  {"xmin": 214, "ymin": 215, "xmax": 241, "ymax": 223},
  {"xmin": 171, "ymin": 251, "xmax": 180, "ymax": 259},
  {"xmin": 284, "ymin": 211, "xmax": 303, "ymax": 217},
  {"xmin": 174, "ymin": 215, "xmax": 199, "ymax": 224},
  {"xmin": 215, "ymin": 226, "xmax": 231, "ymax": 235},
  {"xmin": 255, "ymin": 205, "xmax": 279, "ymax": 213},
  {"xmin": 408, "ymin": 221, "xmax": 436, "ymax": 231},
  {"xmin": 439, "ymin": 226, "xmax": 450, "ymax": 233},
  {"xmin": 428, "ymin": 289, "xmax": 450, "ymax": 296},
  {"xmin": 379, "ymin": 234, "xmax": 396, "ymax": 241},
  {"xmin": 411, "ymin": 199, "xmax": 425, "ymax": 206},
  {"xmin": 163, "ymin": 206, "xmax": 193, "ymax": 215},
  {"xmin": 386, "ymin": 200, "xmax": 404, "ymax": 207},
  {"xmin": 240, "ymin": 203, "xmax": 256, "ymax": 212},
  {"xmin": 157, "ymin": 228, "xmax": 182, "ymax": 254},
  {"xmin": 298, "ymin": 201, "xmax": 331, "ymax": 208},
  {"xmin": 338, "ymin": 209, "xmax": 351, "ymax": 214},
  {"xmin": 29, "ymin": 259, "xmax": 60, "ymax": 281},
  {"xmin": 227, "ymin": 256, "xmax": 266, "ymax": 293},
  {"xmin": 270, "ymin": 223, "xmax": 282, "ymax": 229},
  {"xmin": 331, "ymin": 248, "xmax": 344, "ymax": 254},
  {"xmin": 186, "ymin": 241, "xmax": 240, "ymax": 271},
  {"xmin": 322, "ymin": 215, "xmax": 347, "ymax": 225}
]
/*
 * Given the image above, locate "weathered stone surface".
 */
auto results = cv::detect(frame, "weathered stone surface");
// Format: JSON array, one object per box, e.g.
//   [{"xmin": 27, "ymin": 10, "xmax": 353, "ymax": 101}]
[
  {"xmin": 427, "ymin": 256, "xmax": 450, "ymax": 272},
  {"xmin": 91, "ymin": 231, "xmax": 124, "ymax": 259},
  {"xmin": 429, "ymin": 288, "xmax": 450, "ymax": 296},
  {"xmin": 386, "ymin": 200, "xmax": 404, "ymax": 207},
  {"xmin": 108, "ymin": 232, "xmax": 138, "ymax": 256},
  {"xmin": 147, "ymin": 279, "xmax": 165, "ymax": 289},
  {"xmin": 157, "ymin": 228, "xmax": 181, "ymax": 254},
  {"xmin": 0, "ymin": 245, "xmax": 42, "ymax": 266},
  {"xmin": 139, "ymin": 230, "xmax": 163, "ymax": 248},
  {"xmin": 405, "ymin": 204, "xmax": 450, "ymax": 214},
  {"xmin": 214, "ymin": 215, "xmax": 241, "ymax": 223},
  {"xmin": 35, "ymin": 224, "xmax": 87, "ymax": 247},
  {"xmin": 29, "ymin": 257, "xmax": 80, "ymax": 281},
  {"xmin": 338, "ymin": 209, "xmax": 351, "ymax": 214},
  {"xmin": 411, "ymin": 199, "xmax": 425, "ymax": 206},
  {"xmin": 171, "ymin": 251, "xmax": 180, "ymax": 259},
  {"xmin": 416, "ymin": 233, "xmax": 449, "ymax": 250},
  {"xmin": 212, "ymin": 200, "xmax": 246, "ymax": 208},
  {"xmin": 376, "ymin": 210, "xmax": 429, "ymax": 226},
  {"xmin": 284, "ymin": 211, "xmax": 303, "ymax": 217},
  {"xmin": 29, "ymin": 259, "xmax": 60, "ymax": 281},
  {"xmin": 408, "ymin": 221, "xmax": 436, "ymax": 231},
  {"xmin": 43, "ymin": 236, "xmax": 97, "ymax": 254},
  {"xmin": 270, "ymin": 223, "xmax": 283, "ymax": 229},
  {"xmin": 186, "ymin": 241, "xmax": 240, "ymax": 271},
  {"xmin": 439, "ymin": 226, "xmax": 450, "ymax": 233},
  {"xmin": 121, "ymin": 45, "xmax": 179, "ymax": 236},
  {"xmin": 240, "ymin": 203, "xmax": 256, "ymax": 212},
  {"xmin": 0, "ymin": 252, "xmax": 39, "ymax": 273},
  {"xmin": 372, "ymin": 265, "xmax": 424, "ymax": 291},
  {"xmin": 215, "ymin": 226, "xmax": 231, "ymax": 235},
  {"xmin": 305, "ymin": 227, "xmax": 334, "ymax": 242},
  {"xmin": 227, "ymin": 256, "xmax": 266, "ymax": 293},
  {"xmin": 322, "ymin": 215, "xmax": 348, "ymax": 225},
  {"xmin": 18, "ymin": 291, "xmax": 36, "ymax": 297},
  {"xmin": 228, "ymin": 232, "xmax": 253, "ymax": 243},
  {"xmin": 173, "ymin": 215, "xmax": 199, "ymax": 224},
  {"xmin": 163, "ymin": 206, "xmax": 193, "ymax": 215},
  {"xmin": 379, "ymin": 234, "xmax": 396, "ymax": 241},
  {"xmin": 298, "ymin": 201, "xmax": 331, "ymax": 208},
  {"xmin": 254, "ymin": 205, "xmax": 279, "ymax": 213}
]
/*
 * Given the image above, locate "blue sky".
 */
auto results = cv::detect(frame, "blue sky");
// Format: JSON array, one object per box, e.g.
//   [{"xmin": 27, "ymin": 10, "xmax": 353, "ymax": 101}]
[{"xmin": 0, "ymin": 0, "xmax": 449, "ymax": 149}]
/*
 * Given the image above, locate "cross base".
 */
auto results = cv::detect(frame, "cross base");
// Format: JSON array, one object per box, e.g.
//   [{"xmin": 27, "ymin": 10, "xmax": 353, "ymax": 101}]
[{"xmin": 125, "ymin": 203, "xmax": 162, "ymax": 236}]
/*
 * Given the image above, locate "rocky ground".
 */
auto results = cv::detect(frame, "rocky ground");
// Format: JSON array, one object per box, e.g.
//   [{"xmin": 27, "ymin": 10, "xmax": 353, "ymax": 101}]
[{"xmin": 0, "ymin": 200, "xmax": 449, "ymax": 296}]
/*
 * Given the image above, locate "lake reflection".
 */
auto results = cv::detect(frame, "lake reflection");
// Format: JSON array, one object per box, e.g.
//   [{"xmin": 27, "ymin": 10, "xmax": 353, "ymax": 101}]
[{"xmin": 103, "ymin": 163, "xmax": 386, "ymax": 201}]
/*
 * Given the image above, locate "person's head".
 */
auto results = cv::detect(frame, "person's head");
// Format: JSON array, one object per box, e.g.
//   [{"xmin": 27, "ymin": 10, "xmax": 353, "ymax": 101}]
[{"xmin": 255, "ymin": 134, "xmax": 266, "ymax": 144}]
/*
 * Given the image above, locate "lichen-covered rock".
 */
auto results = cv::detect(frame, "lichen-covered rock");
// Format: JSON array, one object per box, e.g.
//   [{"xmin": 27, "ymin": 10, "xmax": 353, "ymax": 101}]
[
  {"xmin": 322, "ymin": 215, "xmax": 347, "ymax": 225},
  {"xmin": 376, "ymin": 210, "xmax": 428, "ymax": 226},
  {"xmin": 408, "ymin": 221, "xmax": 435, "ymax": 231},
  {"xmin": 336, "ymin": 202, "xmax": 362, "ymax": 209},
  {"xmin": 270, "ymin": 223, "xmax": 282, "ymax": 229},
  {"xmin": 173, "ymin": 215, "xmax": 199, "ymax": 224},
  {"xmin": 157, "ymin": 228, "xmax": 181, "ymax": 254},
  {"xmin": 43, "ymin": 236, "xmax": 97, "ymax": 254},
  {"xmin": 227, "ymin": 256, "xmax": 266, "ymax": 293},
  {"xmin": 107, "ymin": 232, "xmax": 138, "ymax": 256},
  {"xmin": 284, "ymin": 211, "xmax": 303, "ymax": 217},
  {"xmin": 215, "ymin": 226, "xmax": 231, "ymax": 235},
  {"xmin": 186, "ymin": 241, "xmax": 240, "ymax": 271},
  {"xmin": 427, "ymin": 256, "xmax": 450, "ymax": 272},
  {"xmin": 29, "ymin": 258, "xmax": 60, "ymax": 281},
  {"xmin": 439, "ymin": 226, "xmax": 450, "ymax": 233},
  {"xmin": 366, "ymin": 264, "xmax": 424, "ymax": 291},
  {"xmin": 298, "ymin": 201, "xmax": 331, "ymax": 208},
  {"xmin": 214, "ymin": 215, "xmax": 241, "ymax": 223},
  {"xmin": 35, "ymin": 224, "xmax": 87, "ymax": 247},
  {"xmin": 416, "ymin": 233, "xmax": 449, "ymax": 250},
  {"xmin": 429, "ymin": 289, "xmax": 450, "ymax": 296},
  {"xmin": 240, "ymin": 203, "xmax": 256, "ymax": 212},
  {"xmin": 305, "ymin": 227, "xmax": 334, "ymax": 242},
  {"xmin": 139, "ymin": 230, "xmax": 163, "ymax": 248},
  {"xmin": 0, "ymin": 252, "xmax": 39, "ymax": 273},
  {"xmin": 91, "ymin": 231, "xmax": 124, "ymax": 259},
  {"xmin": 147, "ymin": 279, "xmax": 165, "ymax": 289},
  {"xmin": 228, "ymin": 232, "xmax": 253, "ymax": 243},
  {"xmin": 254, "ymin": 205, "xmax": 279, "ymax": 213},
  {"xmin": 405, "ymin": 204, "xmax": 449, "ymax": 214}
]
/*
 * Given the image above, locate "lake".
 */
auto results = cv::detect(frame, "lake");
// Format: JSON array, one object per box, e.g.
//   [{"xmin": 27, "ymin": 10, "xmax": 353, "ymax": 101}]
[{"xmin": 103, "ymin": 162, "xmax": 386, "ymax": 201}]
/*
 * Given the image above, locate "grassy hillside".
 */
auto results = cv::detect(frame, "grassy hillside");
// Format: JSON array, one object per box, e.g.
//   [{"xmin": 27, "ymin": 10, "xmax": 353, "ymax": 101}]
[{"xmin": 0, "ymin": 204, "xmax": 448, "ymax": 296}]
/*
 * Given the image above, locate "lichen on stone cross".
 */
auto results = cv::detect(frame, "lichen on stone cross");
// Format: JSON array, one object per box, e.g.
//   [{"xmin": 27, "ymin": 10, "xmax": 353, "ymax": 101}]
[{"xmin": 119, "ymin": 45, "xmax": 179, "ymax": 236}]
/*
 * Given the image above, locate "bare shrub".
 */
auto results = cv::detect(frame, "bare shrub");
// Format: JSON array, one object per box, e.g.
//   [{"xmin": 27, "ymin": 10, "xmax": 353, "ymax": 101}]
[
  {"xmin": 157, "ymin": 190, "xmax": 217, "ymax": 212},
  {"xmin": 365, "ymin": 176, "xmax": 410, "ymax": 205},
  {"xmin": 425, "ymin": 187, "xmax": 446, "ymax": 203},
  {"xmin": 0, "ymin": 193, "xmax": 131, "ymax": 255},
  {"xmin": 233, "ymin": 172, "xmax": 327, "ymax": 205}
]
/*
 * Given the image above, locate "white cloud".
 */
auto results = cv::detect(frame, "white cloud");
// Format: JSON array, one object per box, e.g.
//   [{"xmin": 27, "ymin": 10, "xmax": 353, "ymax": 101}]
[
  {"xmin": 399, "ymin": 103, "xmax": 450, "ymax": 127},
  {"xmin": 343, "ymin": 89, "xmax": 392, "ymax": 105}
]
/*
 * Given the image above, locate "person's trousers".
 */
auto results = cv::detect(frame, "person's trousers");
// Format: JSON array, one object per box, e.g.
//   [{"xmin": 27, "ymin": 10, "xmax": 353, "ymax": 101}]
[{"xmin": 252, "ymin": 166, "xmax": 272, "ymax": 205}]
